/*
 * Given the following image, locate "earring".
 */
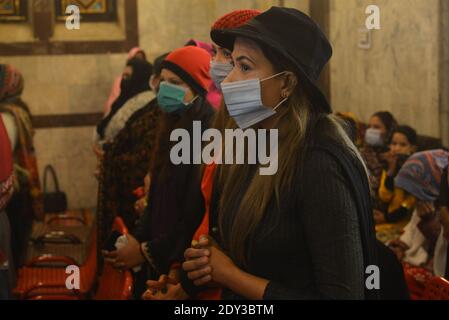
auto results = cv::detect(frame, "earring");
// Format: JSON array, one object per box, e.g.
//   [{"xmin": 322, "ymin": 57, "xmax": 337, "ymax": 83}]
[{"xmin": 281, "ymin": 92, "xmax": 288, "ymax": 99}]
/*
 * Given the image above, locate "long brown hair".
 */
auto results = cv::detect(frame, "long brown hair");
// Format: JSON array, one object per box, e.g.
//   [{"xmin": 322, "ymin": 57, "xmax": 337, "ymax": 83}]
[{"xmin": 215, "ymin": 42, "xmax": 366, "ymax": 267}]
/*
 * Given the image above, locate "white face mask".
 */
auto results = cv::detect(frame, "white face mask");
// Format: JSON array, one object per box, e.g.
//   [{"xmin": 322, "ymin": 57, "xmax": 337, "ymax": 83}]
[
  {"xmin": 365, "ymin": 128, "xmax": 384, "ymax": 147},
  {"xmin": 210, "ymin": 60, "xmax": 233, "ymax": 90},
  {"xmin": 221, "ymin": 71, "xmax": 288, "ymax": 129}
]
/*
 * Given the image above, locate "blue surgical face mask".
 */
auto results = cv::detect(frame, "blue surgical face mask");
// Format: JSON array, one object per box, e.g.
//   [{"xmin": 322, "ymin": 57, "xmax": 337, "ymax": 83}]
[
  {"xmin": 221, "ymin": 72, "xmax": 288, "ymax": 129},
  {"xmin": 365, "ymin": 128, "xmax": 384, "ymax": 147},
  {"xmin": 210, "ymin": 60, "xmax": 233, "ymax": 90},
  {"xmin": 157, "ymin": 82, "xmax": 196, "ymax": 113}
]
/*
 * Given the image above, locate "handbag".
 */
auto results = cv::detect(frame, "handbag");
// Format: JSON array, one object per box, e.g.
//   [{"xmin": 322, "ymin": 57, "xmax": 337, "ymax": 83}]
[{"xmin": 43, "ymin": 165, "xmax": 68, "ymax": 214}]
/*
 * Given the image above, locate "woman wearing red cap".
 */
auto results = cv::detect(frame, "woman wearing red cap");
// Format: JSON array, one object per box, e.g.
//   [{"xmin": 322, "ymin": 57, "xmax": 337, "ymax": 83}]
[
  {"xmin": 183, "ymin": 7, "xmax": 381, "ymax": 300},
  {"xmin": 141, "ymin": 9, "xmax": 261, "ymax": 301},
  {"xmin": 103, "ymin": 45, "xmax": 215, "ymax": 299},
  {"xmin": 209, "ymin": 9, "xmax": 261, "ymax": 92}
]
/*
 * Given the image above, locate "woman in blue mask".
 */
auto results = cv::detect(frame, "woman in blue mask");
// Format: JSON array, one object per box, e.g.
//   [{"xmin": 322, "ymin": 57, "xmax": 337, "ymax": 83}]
[
  {"xmin": 181, "ymin": 7, "xmax": 398, "ymax": 300},
  {"xmin": 209, "ymin": 10, "xmax": 261, "ymax": 92},
  {"xmin": 141, "ymin": 9, "xmax": 263, "ymax": 301},
  {"xmin": 103, "ymin": 46, "xmax": 215, "ymax": 298}
]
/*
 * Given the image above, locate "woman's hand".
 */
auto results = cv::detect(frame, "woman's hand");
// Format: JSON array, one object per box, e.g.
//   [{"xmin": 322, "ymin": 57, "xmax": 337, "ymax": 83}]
[
  {"xmin": 142, "ymin": 275, "xmax": 189, "ymax": 300},
  {"xmin": 416, "ymin": 201, "xmax": 435, "ymax": 219},
  {"xmin": 205, "ymin": 243, "xmax": 237, "ymax": 285},
  {"xmin": 183, "ymin": 237, "xmax": 212, "ymax": 286},
  {"xmin": 183, "ymin": 236, "xmax": 237, "ymax": 287},
  {"xmin": 102, "ymin": 234, "xmax": 144, "ymax": 270},
  {"xmin": 380, "ymin": 150, "xmax": 397, "ymax": 175},
  {"xmin": 388, "ymin": 238, "xmax": 409, "ymax": 261}
]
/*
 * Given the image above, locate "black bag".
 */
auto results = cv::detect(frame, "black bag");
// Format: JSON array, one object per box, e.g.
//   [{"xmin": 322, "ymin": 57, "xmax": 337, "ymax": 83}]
[{"xmin": 43, "ymin": 165, "xmax": 68, "ymax": 214}]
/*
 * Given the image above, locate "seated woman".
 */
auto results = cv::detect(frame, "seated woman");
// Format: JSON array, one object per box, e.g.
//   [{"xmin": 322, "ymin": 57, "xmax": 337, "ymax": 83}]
[
  {"xmin": 361, "ymin": 111, "xmax": 398, "ymax": 190},
  {"xmin": 102, "ymin": 46, "xmax": 215, "ymax": 298},
  {"xmin": 0, "ymin": 64, "xmax": 43, "ymax": 269},
  {"xmin": 388, "ymin": 149, "xmax": 448, "ymax": 270},
  {"xmin": 95, "ymin": 58, "xmax": 155, "ymax": 240},
  {"xmin": 377, "ymin": 125, "xmax": 418, "ymax": 223},
  {"xmin": 97, "ymin": 55, "xmax": 163, "ymax": 238}
]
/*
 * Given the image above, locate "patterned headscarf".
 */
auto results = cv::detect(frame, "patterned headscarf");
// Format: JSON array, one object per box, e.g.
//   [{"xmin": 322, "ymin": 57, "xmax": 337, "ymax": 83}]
[
  {"xmin": 395, "ymin": 149, "xmax": 449, "ymax": 201},
  {"xmin": 0, "ymin": 64, "xmax": 24, "ymax": 102}
]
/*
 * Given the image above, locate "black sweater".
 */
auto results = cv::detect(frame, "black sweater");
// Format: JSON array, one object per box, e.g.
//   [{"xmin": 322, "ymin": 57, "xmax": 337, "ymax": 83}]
[
  {"xmin": 133, "ymin": 100, "xmax": 214, "ymax": 275},
  {"xmin": 181, "ymin": 136, "xmax": 381, "ymax": 300}
]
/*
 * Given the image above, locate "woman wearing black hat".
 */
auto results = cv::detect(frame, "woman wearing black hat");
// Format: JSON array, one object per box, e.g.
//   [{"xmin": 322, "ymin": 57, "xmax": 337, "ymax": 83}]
[{"xmin": 183, "ymin": 7, "xmax": 380, "ymax": 300}]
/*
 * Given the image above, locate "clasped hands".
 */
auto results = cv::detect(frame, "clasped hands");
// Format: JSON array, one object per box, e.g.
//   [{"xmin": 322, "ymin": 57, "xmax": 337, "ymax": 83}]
[{"xmin": 142, "ymin": 235, "xmax": 236, "ymax": 300}]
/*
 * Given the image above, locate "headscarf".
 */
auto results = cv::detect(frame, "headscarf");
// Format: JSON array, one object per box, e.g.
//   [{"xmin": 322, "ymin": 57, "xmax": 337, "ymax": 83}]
[
  {"xmin": 104, "ymin": 47, "xmax": 147, "ymax": 115},
  {"xmin": 97, "ymin": 58, "xmax": 153, "ymax": 139},
  {"xmin": 0, "ymin": 64, "xmax": 24, "ymax": 102},
  {"xmin": 127, "ymin": 47, "xmax": 146, "ymax": 61},
  {"xmin": 185, "ymin": 39, "xmax": 215, "ymax": 57},
  {"xmin": 395, "ymin": 149, "xmax": 449, "ymax": 202},
  {"xmin": 161, "ymin": 46, "xmax": 212, "ymax": 96},
  {"xmin": 185, "ymin": 39, "xmax": 221, "ymax": 108}
]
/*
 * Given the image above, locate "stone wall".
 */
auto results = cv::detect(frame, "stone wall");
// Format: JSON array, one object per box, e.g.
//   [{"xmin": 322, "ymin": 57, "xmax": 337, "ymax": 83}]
[{"xmin": 329, "ymin": 0, "xmax": 441, "ymax": 138}]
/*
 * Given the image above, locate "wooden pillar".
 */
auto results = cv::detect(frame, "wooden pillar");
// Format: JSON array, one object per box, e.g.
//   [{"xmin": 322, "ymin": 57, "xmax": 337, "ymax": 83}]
[{"xmin": 32, "ymin": 0, "xmax": 53, "ymax": 42}]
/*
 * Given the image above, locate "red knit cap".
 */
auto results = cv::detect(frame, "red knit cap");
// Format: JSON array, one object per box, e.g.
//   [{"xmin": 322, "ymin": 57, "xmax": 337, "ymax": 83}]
[
  {"xmin": 161, "ymin": 46, "xmax": 212, "ymax": 96},
  {"xmin": 211, "ymin": 9, "xmax": 261, "ymax": 31}
]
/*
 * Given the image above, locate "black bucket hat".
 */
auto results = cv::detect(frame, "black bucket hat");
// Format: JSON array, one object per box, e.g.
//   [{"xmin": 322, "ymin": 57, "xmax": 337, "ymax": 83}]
[{"xmin": 211, "ymin": 6, "xmax": 333, "ymax": 114}]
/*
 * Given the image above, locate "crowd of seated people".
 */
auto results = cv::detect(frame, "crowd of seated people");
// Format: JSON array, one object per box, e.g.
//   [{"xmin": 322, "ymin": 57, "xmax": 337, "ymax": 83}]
[{"xmin": 1, "ymin": 6, "xmax": 448, "ymax": 300}]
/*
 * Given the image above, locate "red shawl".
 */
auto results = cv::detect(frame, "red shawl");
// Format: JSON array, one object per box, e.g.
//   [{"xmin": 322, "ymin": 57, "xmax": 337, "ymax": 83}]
[{"xmin": 0, "ymin": 116, "xmax": 13, "ymax": 211}]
